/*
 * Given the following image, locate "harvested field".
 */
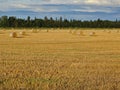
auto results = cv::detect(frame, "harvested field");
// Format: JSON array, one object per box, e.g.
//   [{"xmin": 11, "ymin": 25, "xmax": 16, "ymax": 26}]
[{"xmin": 0, "ymin": 28, "xmax": 120, "ymax": 90}]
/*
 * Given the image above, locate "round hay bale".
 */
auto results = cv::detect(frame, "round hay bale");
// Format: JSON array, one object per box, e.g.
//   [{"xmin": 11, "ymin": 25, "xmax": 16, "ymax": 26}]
[
  {"xmin": 37, "ymin": 29, "xmax": 40, "ymax": 32},
  {"xmin": 72, "ymin": 30, "xmax": 77, "ymax": 34},
  {"xmin": 12, "ymin": 28, "xmax": 14, "ymax": 30},
  {"xmin": 3, "ymin": 29, "xmax": 6, "ymax": 31},
  {"xmin": 46, "ymin": 30, "xmax": 49, "ymax": 32},
  {"xmin": 116, "ymin": 30, "xmax": 119, "ymax": 33},
  {"xmin": 10, "ymin": 32, "xmax": 17, "ymax": 38},
  {"xmin": 31, "ymin": 30, "xmax": 37, "ymax": 33},
  {"xmin": 107, "ymin": 31, "xmax": 111, "ymax": 33},
  {"xmin": 89, "ymin": 32, "xmax": 96, "ymax": 36},
  {"xmin": 19, "ymin": 31, "xmax": 26, "ymax": 35},
  {"xmin": 69, "ymin": 30, "xmax": 72, "ymax": 33},
  {"xmin": 78, "ymin": 31, "xmax": 84, "ymax": 36},
  {"xmin": 31, "ymin": 29, "xmax": 33, "ymax": 32}
]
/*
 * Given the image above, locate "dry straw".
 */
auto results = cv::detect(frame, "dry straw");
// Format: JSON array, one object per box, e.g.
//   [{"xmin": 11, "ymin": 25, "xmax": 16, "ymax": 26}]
[
  {"xmin": 19, "ymin": 31, "xmax": 26, "ymax": 35},
  {"xmin": 69, "ymin": 30, "xmax": 72, "ymax": 33},
  {"xmin": 37, "ymin": 29, "xmax": 40, "ymax": 32},
  {"xmin": 31, "ymin": 29, "xmax": 37, "ymax": 33},
  {"xmin": 46, "ymin": 30, "xmax": 49, "ymax": 32},
  {"xmin": 78, "ymin": 31, "xmax": 84, "ymax": 36},
  {"xmin": 107, "ymin": 31, "xmax": 111, "ymax": 33},
  {"xmin": 72, "ymin": 30, "xmax": 77, "ymax": 34},
  {"xmin": 116, "ymin": 30, "xmax": 119, "ymax": 33},
  {"xmin": 89, "ymin": 32, "xmax": 96, "ymax": 36},
  {"xmin": 3, "ymin": 29, "xmax": 6, "ymax": 31},
  {"xmin": 9, "ymin": 32, "xmax": 17, "ymax": 38}
]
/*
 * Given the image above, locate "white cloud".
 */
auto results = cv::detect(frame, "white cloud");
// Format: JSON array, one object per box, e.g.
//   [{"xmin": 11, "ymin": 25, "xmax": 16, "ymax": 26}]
[
  {"xmin": 74, "ymin": 8, "xmax": 112, "ymax": 13},
  {"xmin": 1, "ymin": 0, "xmax": 120, "ymax": 6},
  {"xmin": 11, "ymin": 4, "xmax": 29, "ymax": 8},
  {"xmin": 85, "ymin": 0, "xmax": 108, "ymax": 5},
  {"xmin": 50, "ymin": 0, "xmax": 120, "ymax": 6},
  {"xmin": 0, "ymin": 0, "xmax": 120, "ymax": 14},
  {"xmin": 40, "ymin": 0, "xmax": 120, "ymax": 6},
  {"xmin": 0, "ymin": 0, "xmax": 120, "ymax": 20}
]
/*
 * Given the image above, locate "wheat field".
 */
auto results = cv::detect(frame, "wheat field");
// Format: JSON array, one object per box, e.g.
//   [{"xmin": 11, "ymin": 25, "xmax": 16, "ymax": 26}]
[{"xmin": 0, "ymin": 28, "xmax": 120, "ymax": 90}]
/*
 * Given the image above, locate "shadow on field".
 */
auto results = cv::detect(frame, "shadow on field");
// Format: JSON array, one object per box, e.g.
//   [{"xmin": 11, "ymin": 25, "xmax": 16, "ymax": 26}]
[
  {"xmin": 89, "ymin": 35, "xmax": 98, "ymax": 37},
  {"xmin": 0, "ymin": 32, "xmax": 4, "ymax": 34},
  {"xmin": 24, "ymin": 34, "xmax": 30, "ymax": 36},
  {"xmin": 16, "ymin": 36, "xmax": 24, "ymax": 38}
]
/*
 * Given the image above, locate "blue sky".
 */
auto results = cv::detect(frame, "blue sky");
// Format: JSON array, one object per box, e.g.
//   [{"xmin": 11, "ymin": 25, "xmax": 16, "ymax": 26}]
[{"xmin": 0, "ymin": 0, "xmax": 120, "ymax": 20}]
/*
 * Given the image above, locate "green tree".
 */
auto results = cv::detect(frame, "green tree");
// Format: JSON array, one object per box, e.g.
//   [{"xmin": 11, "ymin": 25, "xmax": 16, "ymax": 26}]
[
  {"xmin": 8, "ymin": 16, "xmax": 17, "ymax": 27},
  {"xmin": 0, "ymin": 16, "xmax": 9, "ymax": 27}
]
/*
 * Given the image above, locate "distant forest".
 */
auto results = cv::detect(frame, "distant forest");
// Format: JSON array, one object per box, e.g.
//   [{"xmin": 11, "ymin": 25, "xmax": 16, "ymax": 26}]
[{"xmin": 0, "ymin": 16, "xmax": 120, "ymax": 28}]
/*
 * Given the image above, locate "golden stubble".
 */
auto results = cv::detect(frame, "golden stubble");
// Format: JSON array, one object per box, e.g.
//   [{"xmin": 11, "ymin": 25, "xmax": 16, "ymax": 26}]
[{"xmin": 0, "ymin": 28, "xmax": 120, "ymax": 90}]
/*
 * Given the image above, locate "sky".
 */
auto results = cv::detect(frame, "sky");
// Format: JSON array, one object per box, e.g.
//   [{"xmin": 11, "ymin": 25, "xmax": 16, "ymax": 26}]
[{"xmin": 0, "ymin": 0, "xmax": 120, "ymax": 20}]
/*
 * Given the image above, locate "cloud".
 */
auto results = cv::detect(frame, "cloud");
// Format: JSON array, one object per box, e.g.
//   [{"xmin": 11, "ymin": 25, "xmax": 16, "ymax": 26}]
[
  {"xmin": 24, "ymin": 4, "xmax": 120, "ymax": 13},
  {"xmin": 1, "ymin": 0, "xmax": 120, "ymax": 6},
  {"xmin": 84, "ymin": 0, "xmax": 120, "ymax": 6},
  {"xmin": 0, "ymin": 0, "xmax": 120, "ymax": 20},
  {"xmin": 85, "ymin": 0, "xmax": 108, "ymax": 5},
  {"xmin": 1, "ymin": 2, "xmax": 120, "ymax": 14},
  {"xmin": 12, "ymin": 4, "xmax": 29, "ymax": 8}
]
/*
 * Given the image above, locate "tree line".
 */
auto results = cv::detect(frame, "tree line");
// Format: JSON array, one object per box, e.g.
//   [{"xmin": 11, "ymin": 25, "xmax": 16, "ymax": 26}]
[{"xmin": 0, "ymin": 16, "xmax": 120, "ymax": 28}]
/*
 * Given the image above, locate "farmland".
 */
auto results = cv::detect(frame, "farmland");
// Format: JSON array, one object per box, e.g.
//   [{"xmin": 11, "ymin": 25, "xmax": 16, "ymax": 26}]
[{"xmin": 0, "ymin": 28, "xmax": 120, "ymax": 90}]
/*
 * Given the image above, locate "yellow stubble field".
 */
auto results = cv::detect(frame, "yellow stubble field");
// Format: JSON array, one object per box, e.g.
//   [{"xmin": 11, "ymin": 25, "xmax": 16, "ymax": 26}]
[{"xmin": 0, "ymin": 28, "xmax": 120, "ymax": 90}]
